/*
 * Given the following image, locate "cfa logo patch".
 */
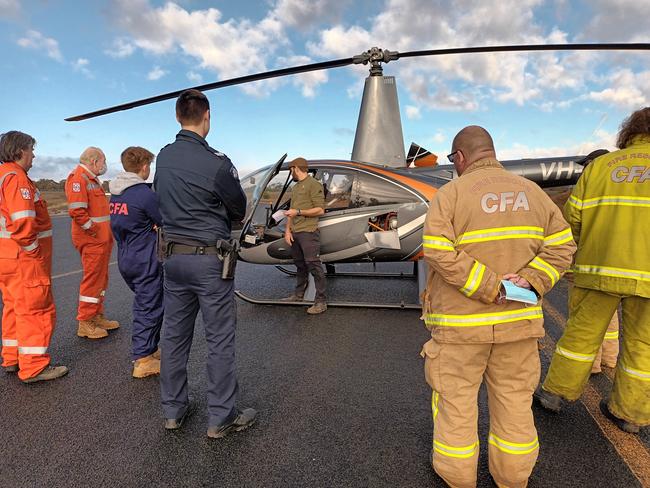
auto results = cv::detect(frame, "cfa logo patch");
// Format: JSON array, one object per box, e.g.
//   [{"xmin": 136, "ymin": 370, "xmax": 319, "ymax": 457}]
[
  {"xmin": 20, "ymin": 188, "xmax": 31, "ymax": 200},
  {"xmin": 72, "ymin": 182, "xmax": 81, "ymax": 193}
]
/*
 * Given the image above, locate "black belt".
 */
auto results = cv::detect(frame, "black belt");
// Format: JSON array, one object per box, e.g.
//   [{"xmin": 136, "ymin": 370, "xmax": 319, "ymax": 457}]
[{"xmin": 168, "ymin": 243, "xmax": 220, "ymax": 255}]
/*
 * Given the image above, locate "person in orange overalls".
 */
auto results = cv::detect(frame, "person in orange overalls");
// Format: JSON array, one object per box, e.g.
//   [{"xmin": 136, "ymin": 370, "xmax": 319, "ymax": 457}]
[
  {"xmin": 65, "ymin": 147, "xmax": 119, "ymax": 339},
  {"xmin": 0, "ymin": 131, "xmax": 68, "ymax": 383}
]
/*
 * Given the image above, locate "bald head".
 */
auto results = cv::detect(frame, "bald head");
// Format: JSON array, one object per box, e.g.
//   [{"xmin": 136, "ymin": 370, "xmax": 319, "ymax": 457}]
[
  {"xmin": 451, "ymin": 126, "xmax": 496, "ymax": 174},
  {"xmin": 79, "ymin": 146, "xmax": 107, "ymax": 176}
]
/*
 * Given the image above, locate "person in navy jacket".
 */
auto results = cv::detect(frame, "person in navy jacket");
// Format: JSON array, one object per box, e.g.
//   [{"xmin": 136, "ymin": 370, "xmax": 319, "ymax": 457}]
[{"xmin": 109, "ymin": 146, "xmax": 163, "ymax": 378}]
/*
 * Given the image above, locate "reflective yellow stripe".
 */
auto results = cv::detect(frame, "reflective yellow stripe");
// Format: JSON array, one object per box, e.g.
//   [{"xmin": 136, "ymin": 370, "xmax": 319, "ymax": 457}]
[
  {"xmin": 81, "ymin": 220, "xmax": 93, "ymax": 230},
  {"xmin": 604, "ymin": 331, "xmax": 619, "ymax": 340},
  {"xmin": 423, "ymin": 234, "xmax": 454, "ymax": 251},
  {"xmin": 574, "ymin": 265, "xmax": 650, "ymax": 282},
  {"xmin": 10, "ymin": 210, "xmax": 36, "ymax": 221},
  {"xmin": 426, "ymin": 306, "xmax": 543, "ymax": 327},
  {"xmin": 90, "ymin": 215, "xmax": 110, "ymax": 223},
  {"xmin": 619, "ymin": 363, "xmax": 650, "ymax": 381},
  {"xmin": 68, "ymin": 202, "xmax": 88, "ymax": 209},
  {"xmin": 431, "ymin": 390, "xmax": 440, "ymax": 420},
  {"xmin": 555, "ymin": 345, "xmax": 595, "ymax": 363},
  {"xmin": 38, "ymin": 230, "xmax": 52, "ymax": 239},
  {"xmin": 456, "ymin": 226, "xmax": 544, "ymax": 245},
  {"xmin": 568, "ymin": 195, "xmax": 583, "ymax": 209},
  {"xmin": 581, "ymin": 196, "xmax": 650, "ymax": 209},
  {"xmin": 544, "ymin": 228, "xmax": 573, "ymax": 246},
  {"xmin": 0, "ymin": 230, "xmax": 11, "ymax": 239},
  {"xmin": 433, "ymin": 439, "xmax": 479, "ymax": 459},
  {"xmin": 460, "ymin": 261, "xmax": 485, "ymax": 297},
  {"xmin": 2, "ymin": 339, "xmax": 18, "ymax": 347},
  {"xmin": 18, "ymin": 346, "xmax": 48, "ymax": 354},
  {"xmin": 528, "ymin": 256, "xmax": 560, "ymax": 286},
  {"xmin": 21, "ymin": 241, "xmax": 39, "ymax": 252},
  {"xmin": 488, "ymin": 433, "xmax": 539, "ymax": 455}
]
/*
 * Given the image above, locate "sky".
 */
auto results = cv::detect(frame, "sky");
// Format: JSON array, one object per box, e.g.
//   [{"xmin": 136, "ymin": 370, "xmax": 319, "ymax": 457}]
[{"xmin": 1, "ymin": 0, "xmax": 650, "ymax": 181}]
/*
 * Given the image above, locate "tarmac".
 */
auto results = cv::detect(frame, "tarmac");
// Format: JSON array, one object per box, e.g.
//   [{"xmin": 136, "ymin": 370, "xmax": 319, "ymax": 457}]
[{"xmin": 1, "ymin": 216, "xmax": 648, "ymax": 487}]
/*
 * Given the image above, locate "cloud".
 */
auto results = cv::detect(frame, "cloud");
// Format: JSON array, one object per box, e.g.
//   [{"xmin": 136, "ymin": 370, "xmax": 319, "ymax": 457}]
[
  {"xmin": 277, "ymin": 55, "xmax": 328, "ymax": 97},
  {"xmin": 31, "ymin": 156, "xmax": 78, "ymax": 180},
  {"xmin": 405, "ymin": 105, "xmax": 421, "ymax": 119},
  {"xmin": 72, "ymin": 58, "xmax": 94, "ymax": 78},
  {"xmin": 108, "ymin": 0, "xmax": 289, "ymax": 97},
  {"xmin": 308, "ymin": 0, "xmax": 650, "ymax": 112},
  {"xmin": 187, "ymin": 70, "xmax": 203, "ymax": 83},
  {"xmin": 333, "ymin": 127, "xmax": 355, "ymax": 137},
  {"xmin": 586, "ymin": 69, "xmax": 650, "ymax": 109},
  {"xmin": 432, "ymin": 132, "xmax": 445, "ymax": 143},
  {"xmin": 16, "ymin": 30, "xmax": 63, "ymax": 62},
  {"xmin": 105, "ymin": 37, "xmax": 136, "ymax": 58},
  {"xmin": 583, "ymin": 0, "xmax": 650, "ymax": 42},
  {"xmin": 147, "ymin": 66, "xmax": 167, "ymax": 81},
  {"xmin": 0, "ymin": 0, "xmax": 20, "ymax": 19},
  {"xmin": 272, "ymin": 0, "xmax": 351, "ymax": 30},
  {"xmin": 498, "ymin": 129, "xmax": 617, "ymax": 160}
]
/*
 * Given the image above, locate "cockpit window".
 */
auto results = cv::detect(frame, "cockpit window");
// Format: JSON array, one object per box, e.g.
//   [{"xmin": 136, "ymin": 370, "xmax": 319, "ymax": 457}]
[
  {"xmin": 352, "ymin": 172, "xmax": 414, "ymax": 207},
  {"xmin": 316, "ymin": 169, "xmax": 354, "ymax": 211}
]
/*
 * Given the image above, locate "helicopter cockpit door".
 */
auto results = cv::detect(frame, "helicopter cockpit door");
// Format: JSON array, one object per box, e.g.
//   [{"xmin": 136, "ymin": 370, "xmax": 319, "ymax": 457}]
[{"xmin": 239, "ymin": 153, "xmax": 287, "ymax": 246}]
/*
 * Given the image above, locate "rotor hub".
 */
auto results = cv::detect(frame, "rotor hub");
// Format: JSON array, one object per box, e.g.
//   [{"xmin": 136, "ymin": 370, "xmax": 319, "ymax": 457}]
[{"xmin": 353, "ymin": 47, "xmax": 399, "ymax": 76}]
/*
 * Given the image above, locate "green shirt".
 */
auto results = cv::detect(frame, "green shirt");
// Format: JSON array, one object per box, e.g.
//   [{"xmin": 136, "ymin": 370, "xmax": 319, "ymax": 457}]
[{"xmin": 290, "ymin": 175, "xmax": 325, "ymax": 232}]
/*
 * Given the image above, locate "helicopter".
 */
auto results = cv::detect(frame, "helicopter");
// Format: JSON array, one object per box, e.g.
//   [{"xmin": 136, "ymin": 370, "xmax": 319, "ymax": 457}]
[{"xmin": 66, "ymin": 43, "xmax": 650, "ymax": 309}]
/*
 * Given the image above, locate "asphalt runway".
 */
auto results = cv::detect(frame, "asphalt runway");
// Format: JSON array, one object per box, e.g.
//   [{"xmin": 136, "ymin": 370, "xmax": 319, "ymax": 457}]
[{"xmin": 1, "ymin": 216, "xmax": 648, "ymax": 487}]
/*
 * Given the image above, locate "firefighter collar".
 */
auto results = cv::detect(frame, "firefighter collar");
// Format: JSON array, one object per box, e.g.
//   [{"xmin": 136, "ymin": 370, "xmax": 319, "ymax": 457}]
[
  {"xmin": 629, "ymin": 135, "xmax": 650, "ymax": 146},
  {"xmin": 463, "ymin": 157, "xmax": 504, "ymax": 176},
  {"xmin": 79, "ymin": 163, "xmax": 99, "ymax": 180}
]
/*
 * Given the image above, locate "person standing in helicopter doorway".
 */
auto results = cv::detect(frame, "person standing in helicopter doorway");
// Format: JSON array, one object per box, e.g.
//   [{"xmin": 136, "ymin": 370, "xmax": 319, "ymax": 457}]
[{"xmin": 283, "ymin": 157, "xmax": 327, "ymax": 314}]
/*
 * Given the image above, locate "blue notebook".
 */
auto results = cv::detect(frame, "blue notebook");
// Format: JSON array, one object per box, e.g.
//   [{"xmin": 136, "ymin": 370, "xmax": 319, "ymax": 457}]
[{"xmin": 501, "ymin": 280, "xmax": 538, "ymax": 305}]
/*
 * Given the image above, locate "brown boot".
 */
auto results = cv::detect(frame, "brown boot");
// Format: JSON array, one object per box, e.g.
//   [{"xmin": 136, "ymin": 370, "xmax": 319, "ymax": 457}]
[
  {"xmin": 95, "ymin": 314, "xmax": 120, "ymax": 330},
  {"xmin": 77, "ymin": 319, "xmax": 109, "ymax": 339},
  {"xmin": 132, "ymin": 353, "xmax": 161, "ymax": 378},
  {"xmin": 152, "ymin": 348, "xmax": 161, "ymax": 360},
  {"xmin": 307, "ymin": 301, "xmax": 327, "ymax": 314},
  {"xmin": 22, "ymin": 365, "xmax": 69, "ymax": 384}
]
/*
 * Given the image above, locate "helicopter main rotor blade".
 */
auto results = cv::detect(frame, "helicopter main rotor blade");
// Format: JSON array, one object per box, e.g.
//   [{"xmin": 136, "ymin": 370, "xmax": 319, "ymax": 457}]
[
  {"xmin": 397, "ymin": 43, "xmax": 650, "ymax": 59},
  {"xmin": 65, "ymin": 57, "xmax": 354, "ymax": 122},
  {"xmin": 66, "ymin": 43, "xmax": 650, "ymax": 122}
]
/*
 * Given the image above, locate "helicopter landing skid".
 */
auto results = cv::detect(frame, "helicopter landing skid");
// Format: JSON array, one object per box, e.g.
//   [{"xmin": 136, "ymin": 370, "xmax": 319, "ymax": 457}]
[
  {"xmin": 234, "ymin": 290, "xmax": 421, "ymax": 310},
  {"xmin": 274, "ymin": 264, "xmax": 418, "ymax": 280}
]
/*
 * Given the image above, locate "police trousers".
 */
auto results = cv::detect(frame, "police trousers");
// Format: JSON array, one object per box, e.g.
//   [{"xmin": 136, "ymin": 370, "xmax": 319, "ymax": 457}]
[
  {"xmin": 160, "ymin": 253, "xmax": 238, "ymax": 427},
  {"xmin": 422, "ymin": 337, "xmax": 540, "ymax": 488},
  {"xmin": 543, "ymin": 287, "xmax": 650, "ymax": 426}
]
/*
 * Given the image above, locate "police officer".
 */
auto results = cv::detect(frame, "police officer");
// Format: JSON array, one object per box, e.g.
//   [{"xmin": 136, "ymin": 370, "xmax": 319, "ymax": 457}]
[{"xmin": 154, "ymin": 89, "xmax": 256, "ymax": 438}]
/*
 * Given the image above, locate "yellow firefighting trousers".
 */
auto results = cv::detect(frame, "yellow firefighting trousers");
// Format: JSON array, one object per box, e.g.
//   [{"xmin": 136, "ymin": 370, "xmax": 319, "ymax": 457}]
[
  {"xmin": 543, "ymin": 287, "xmax": 650, "ymax": 426},
  {"xmin": 422, "ymin": 337, "xmax": 540, "ymax": 488},
  {"xmin": 592, "ymin": 312, "xmax": 619, "ymax": 373}
]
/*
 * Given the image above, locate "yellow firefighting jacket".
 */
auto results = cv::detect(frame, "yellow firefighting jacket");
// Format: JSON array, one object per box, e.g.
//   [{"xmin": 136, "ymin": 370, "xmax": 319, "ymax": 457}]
[
  {"xmin": 565, "ymin": 136, "xmax": 650, "ymax": 298},
  {"xmin": 422, "ymin": 158, "xmax": 576, "ymax": 344}
]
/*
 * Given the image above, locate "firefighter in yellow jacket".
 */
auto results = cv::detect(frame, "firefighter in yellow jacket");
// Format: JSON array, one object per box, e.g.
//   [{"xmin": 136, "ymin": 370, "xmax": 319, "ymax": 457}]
[
  {"xmin": 536, "ymin": 107, "xmax": 650, "ymax": 434},
  {"xmin": 421, "ymin": 126, "xmax": 575, "ymax": 488}
]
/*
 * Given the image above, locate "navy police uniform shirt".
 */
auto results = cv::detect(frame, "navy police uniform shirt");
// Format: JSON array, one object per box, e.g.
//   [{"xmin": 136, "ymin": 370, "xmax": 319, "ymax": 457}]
[
  {"xmin": 154, "ymin": 129, "xmax": 247, "ymax": 245},
  {"xmin": 109, "ymin": 178, "xmax": 162, "ymax": 276}
]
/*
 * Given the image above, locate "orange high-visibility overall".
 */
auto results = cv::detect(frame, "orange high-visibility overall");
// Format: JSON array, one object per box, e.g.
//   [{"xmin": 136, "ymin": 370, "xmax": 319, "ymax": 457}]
[
  {"xmin": 0, "ymin": 162, "xmax": 56, "ymax": 380},
  {"xmin": 65, "ymin": 164, "xmax": 113, "ymax": 321}
]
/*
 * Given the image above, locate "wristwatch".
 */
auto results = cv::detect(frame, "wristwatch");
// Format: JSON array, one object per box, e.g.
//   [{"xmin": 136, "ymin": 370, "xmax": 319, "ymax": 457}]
[{"xmin": 297, "ymin": 209, "xmax": 302, "ymax": 216}]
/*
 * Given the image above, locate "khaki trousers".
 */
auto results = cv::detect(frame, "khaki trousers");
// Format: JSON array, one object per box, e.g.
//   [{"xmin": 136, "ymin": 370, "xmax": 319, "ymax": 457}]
[
  {"xmin": 422, "ymin": 337, "xmax": 540, "ymax": 488},
  {"xmin": 543, "ymin": 287, "xmax": 650, "ymax": 426}
]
